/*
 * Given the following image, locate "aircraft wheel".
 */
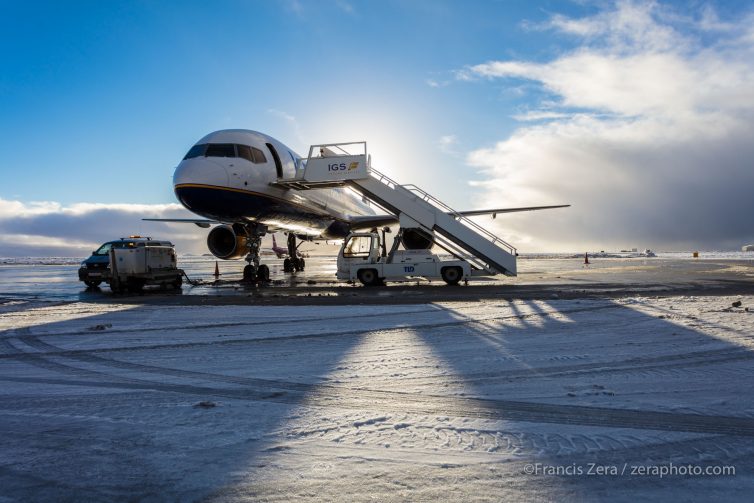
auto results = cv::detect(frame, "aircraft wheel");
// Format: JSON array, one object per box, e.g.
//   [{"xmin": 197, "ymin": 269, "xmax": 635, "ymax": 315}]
[
  {"xmin": 283, "ymin": 258, "xmax": 292, "ymax": 273},
  {"xmin": 243, "ymin": 264, "xmax": 257, "ymax": 282},
  {"xmin": 441, "ymin": 266, "xmax": 462, "ymax": 286},
  {"xmin": 257, "ymin": 264, "xmax": 270, "ymax": 282},
  {"xmin": 172, "ymin": 275, "xmax": 183, "ymax": 289},
  {"xmin": 357, "ymin": 268, "xmax": 380, "ymax": 286},
  {"xmin": 299, "ymin": 257, "xmax": 305, "ymax": 270}
]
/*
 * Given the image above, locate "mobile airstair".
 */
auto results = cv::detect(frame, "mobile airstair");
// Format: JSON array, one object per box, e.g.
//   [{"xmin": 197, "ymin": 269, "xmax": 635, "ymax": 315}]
[{"xmin": 272, "ymin": 142, "xmax": 517, "ymax": 276}]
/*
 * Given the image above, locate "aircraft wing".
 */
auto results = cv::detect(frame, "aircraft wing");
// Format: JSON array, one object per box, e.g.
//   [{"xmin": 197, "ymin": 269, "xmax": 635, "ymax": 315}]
[
  {"xmin": 348, "ymin": 204, "xmax": 569, "ymax": 230},
  {"xmin": 142, "ymin": 218, "xmax": 219, "ymax": 229},
  {"xmin": 142, "ymin": 218, "xmax": 290, "ymax": 232},
  {"xmin": 457, "ymin": 204, "xmax": 570, "ymax": 218},
  {"xmin": 348, "ymin": 215, "xmax": 399, "ymax": 230}
]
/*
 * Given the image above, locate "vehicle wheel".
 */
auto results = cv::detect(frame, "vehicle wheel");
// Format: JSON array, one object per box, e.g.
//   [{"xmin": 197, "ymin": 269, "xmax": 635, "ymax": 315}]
[
  {"xmin": 84, "ymin": 280, "xmax": 102, "ymax": 288},
  {"xmin": 283, "ymin": 258, "xmax": 292, "ymax": 273},
  {"xmin": 357, "ymin": 268, "xmax": 380, "ymax": 286},
  {"xmin": 441, "ymin": 266, "xmax": 462, "ymax": 286},
  {"xmin": 243, "ymin": 264, "xmax": 256, "ymax": 282},
  {"xmin": 127, "ymin": 278, "xmax": 145, "ymax": 293},
  {"xmin": 172, "ymin": 275, "xmax": 183, "ymax": 289},
  {"xmin": 257, "ymin": 264, "xmax": 270, "ymax": 282}
]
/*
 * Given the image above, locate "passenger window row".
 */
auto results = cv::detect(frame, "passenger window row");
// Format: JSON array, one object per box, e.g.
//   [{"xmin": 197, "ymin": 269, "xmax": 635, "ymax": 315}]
[{"xmin": 184, "ymin": 143, "xmax": 267, "ymax": 164}]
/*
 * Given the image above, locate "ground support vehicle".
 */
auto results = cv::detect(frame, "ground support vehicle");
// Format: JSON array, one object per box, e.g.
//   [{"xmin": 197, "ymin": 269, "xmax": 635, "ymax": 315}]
[
  {"xmin": 336, "ymin": 231, "xmax": 472, "ymax": 286},
  {"xmin": 107, "ymin": 240, "xmax": 183, "ymax": 293}
]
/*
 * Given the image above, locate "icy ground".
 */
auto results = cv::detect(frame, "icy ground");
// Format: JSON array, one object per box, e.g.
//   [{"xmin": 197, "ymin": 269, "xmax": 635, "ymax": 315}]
[{"xmin": 2, "ymin": 296, "xmax": 754, "ymax": 501}]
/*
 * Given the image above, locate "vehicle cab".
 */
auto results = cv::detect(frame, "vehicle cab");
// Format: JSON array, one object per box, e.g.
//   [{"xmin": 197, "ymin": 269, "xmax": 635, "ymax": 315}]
[
  {"xmin": 78, "ymin": 236, "xmax": 174, "ymax": 287},
  {"xmin": 336, "ymin": 232, "xmax": 381, "ymax": 281}
]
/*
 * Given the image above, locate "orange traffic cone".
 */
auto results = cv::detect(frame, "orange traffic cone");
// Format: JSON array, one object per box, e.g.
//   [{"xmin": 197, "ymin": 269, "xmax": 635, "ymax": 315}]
[
  {"xmin": 584, "ymin": 252, "xmax": 589, "ymax": 265},
  {"xmin": 214, "ymin": 261, "xmax": 220, "ymax": 278}
]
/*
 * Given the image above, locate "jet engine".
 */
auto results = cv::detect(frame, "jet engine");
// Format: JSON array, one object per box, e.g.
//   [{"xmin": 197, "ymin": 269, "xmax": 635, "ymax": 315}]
[
  {"xmin": 207, "ymin": 225, "xmax": 248, "ymax": 259},
  {"xmin": 401, "ymin": 228, "xmax": 434, "ymax": 250}
]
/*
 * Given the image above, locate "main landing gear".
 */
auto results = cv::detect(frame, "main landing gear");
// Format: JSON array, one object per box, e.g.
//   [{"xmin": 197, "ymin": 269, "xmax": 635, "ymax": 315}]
[
  {"xmin": 283, "ymin": 233, "xmax": 306, "ymax": 273},
  {"xmin": 239, "ymin": 226, "xmax": 305, "ymax": 282},
  {"xmin": 242, "ymin": 225, "xmax": 270, "ymax": 283}
]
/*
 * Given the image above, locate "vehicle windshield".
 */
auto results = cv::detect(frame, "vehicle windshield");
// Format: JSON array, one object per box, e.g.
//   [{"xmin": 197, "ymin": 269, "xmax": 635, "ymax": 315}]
[
  {"xmin": 94, "ymin": 241, "xmax": 142, "ymax": 255},
  {"xmin": 94, "ymin": 243, "xmax": 113, "ymax": 255},
  {"xmin": 343, "ymin": 236, "xmax": 372, "ymax": 257}
]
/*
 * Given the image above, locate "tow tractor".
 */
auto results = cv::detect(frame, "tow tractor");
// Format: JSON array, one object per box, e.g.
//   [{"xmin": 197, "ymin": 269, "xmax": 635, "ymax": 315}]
[{"xmin": 336, "ymin": 228, "xmax": 471, "ymax": 286}]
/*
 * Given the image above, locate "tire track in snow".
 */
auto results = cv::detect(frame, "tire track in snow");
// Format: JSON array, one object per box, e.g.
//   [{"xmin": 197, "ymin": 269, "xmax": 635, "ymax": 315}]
[
  {"xmin": 3, "ymin": 342, "xmax": 754, "ymax": 439},
  {"xmin": 0, "ymin": 307, "xmax": 441, "ymax": 339},
  {"xmin": 383, "ymin": 346, "xmax": 754, "ymax": 386},
  {"xmin": 5, "ymin": 302, "xmax": 754, "ymax": 438},
  {"xmin": 16, "ymin": 335, "xmax": 319, "ymax": 393},
  {"xmin": 0, "ymin": 303, "xmax": 623, "ymax": 358},
  {"xmin": 3, "ymin": 337, "xmax": 291, "ymax": 402}
]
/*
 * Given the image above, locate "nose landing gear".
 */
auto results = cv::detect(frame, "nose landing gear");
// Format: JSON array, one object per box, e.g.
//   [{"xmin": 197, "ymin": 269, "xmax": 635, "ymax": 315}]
[{"xmin": 241, "ymin": 225, "xmax": 271, "ymax": 283}]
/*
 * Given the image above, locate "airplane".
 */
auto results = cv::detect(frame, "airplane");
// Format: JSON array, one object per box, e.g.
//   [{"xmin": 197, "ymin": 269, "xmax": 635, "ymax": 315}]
[
  {"xmin": 271, "ymin": 234, "xmax": 287, "ymax": 259},
  {"xmin": 144, "ymin": 129, "xmax": 568, "ymax": 281},
  {"xmin": 270, "ymin": 233, "xmax": 307, "ymax": 272}
]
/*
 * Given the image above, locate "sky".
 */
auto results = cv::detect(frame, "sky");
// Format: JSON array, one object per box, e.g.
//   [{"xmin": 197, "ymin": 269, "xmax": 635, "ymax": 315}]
[{"xmin": 1, "ymin": 0, "xmax": 753, "ymax": 256}]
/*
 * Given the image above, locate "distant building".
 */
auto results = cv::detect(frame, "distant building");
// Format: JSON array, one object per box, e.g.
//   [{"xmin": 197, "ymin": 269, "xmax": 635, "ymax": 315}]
[{"xmin": 743, "ymin": 244, "xmax": 754, "ymax": 252}]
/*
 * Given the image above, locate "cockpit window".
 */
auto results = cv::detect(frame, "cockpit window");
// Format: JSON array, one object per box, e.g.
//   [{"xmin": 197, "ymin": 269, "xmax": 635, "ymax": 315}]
[
  {"xmin": 237, "ymin": 144, "xmax": 253, "ymax": 163},
  {"xmin": 183, "ymin": 144, "xmax": 207, "ymax": 160},
  {"xmin": 251, "ymin": 147, "xmax": 267, "ymax": 164},
  {"xmin": 205, "ymin": 144, "xmax": 236, "ymax": 157},
  {"xmin": 236, "ymin": 144, "xmax": 267, "ymax": 164},
  {"xmin": 183, "ymin": 142, "xmax": 269, "ymax": 163}
]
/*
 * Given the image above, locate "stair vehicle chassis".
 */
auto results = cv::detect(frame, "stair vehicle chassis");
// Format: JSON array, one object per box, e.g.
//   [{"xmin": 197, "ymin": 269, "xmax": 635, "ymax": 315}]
[{"xmin": 336, "ymin": 231, "xmax": 471, "ymax": 286}]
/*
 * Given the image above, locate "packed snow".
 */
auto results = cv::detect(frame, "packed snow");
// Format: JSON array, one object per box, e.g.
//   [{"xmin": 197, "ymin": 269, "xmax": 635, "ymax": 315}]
[{"xmin": 2, "ymin": 295, "xmax": 754, "ymax": 501}]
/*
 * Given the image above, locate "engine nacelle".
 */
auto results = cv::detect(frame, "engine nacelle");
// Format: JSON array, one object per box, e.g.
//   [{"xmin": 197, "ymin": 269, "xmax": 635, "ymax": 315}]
[
  {"xmin": 207, "ymin": 225, "xmax": 248, "ymax": 259},
  {"xmin": 401, "ymin": 228, "xmax": 434, "ymax": 250}
]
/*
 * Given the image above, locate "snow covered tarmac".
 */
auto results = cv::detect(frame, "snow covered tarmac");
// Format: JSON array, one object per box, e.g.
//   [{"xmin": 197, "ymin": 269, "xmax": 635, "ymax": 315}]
[{"xmin": 2, "ymin": 290, "xmax": 754, "ymax": 501}]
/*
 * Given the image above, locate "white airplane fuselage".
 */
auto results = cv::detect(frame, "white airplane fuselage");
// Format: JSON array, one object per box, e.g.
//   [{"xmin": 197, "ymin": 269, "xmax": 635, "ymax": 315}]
[{"xmin": 173, "ymin": 129, "xmax": 376, "ymax": 239}]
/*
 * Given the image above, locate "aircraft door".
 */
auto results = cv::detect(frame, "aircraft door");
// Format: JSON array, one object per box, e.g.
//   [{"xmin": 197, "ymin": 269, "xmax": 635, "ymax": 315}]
[{"xmin": 265, "ymin": 143, "xmax": 283, "ymax": 178}]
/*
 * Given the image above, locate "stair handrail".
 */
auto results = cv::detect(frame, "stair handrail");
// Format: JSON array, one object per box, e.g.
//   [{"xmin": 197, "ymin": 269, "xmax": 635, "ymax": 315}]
[{"xmin": 368, "ymin": 167, "xmax": 517, "ymax": 255}]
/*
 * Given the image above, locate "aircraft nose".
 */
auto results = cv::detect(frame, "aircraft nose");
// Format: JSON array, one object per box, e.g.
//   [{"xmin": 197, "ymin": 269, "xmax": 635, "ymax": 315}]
[{"xmin": 173, "ymin": 158, "xmax": 230, "ymax": 188}]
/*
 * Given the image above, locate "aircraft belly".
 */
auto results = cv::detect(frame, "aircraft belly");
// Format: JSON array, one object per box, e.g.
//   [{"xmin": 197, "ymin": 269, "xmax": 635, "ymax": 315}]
[{"xmin": 175, "ymin": 185, "xmax": 332, "ymax": 235}]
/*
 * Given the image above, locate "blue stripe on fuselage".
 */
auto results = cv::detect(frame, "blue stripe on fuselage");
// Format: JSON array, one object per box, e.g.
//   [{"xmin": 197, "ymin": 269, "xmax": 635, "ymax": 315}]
[{"xmin": 174, "ymin": 184, "xmax": 334, "ymax": 234}]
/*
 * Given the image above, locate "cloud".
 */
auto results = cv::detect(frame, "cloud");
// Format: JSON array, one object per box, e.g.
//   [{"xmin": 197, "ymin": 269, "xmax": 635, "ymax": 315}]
[
  {"xmin": 511, "ymin": 110, "xmax": 574, "ymax": 122},
  {"xmin": 426, "ymin": 78, "xmax": 452, "ymax": 88},
  {"xmin": 460, "ymin": 1, "xmax": 754, "ymax": 251},
  {"xmin": 335, "ymin": 0, "xmax": 354, "ymax": 15},
  {"xmin": 437, "ymin": 134, "xmax": 460, "ymax": 155},
  {"xmin": 0, "ymin": 198, "xmax": 209, "ymax": 257},
  {"xmin": 267, "ymin": 108, "xmax": 306, "ymax": 145},
  {"xmin": 283, "ymin": 0, "xmax": 304, "ymax": 16},
  {"xmin": 538, "ymin": 1, "xmax": 687, "ymax": 52}
]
